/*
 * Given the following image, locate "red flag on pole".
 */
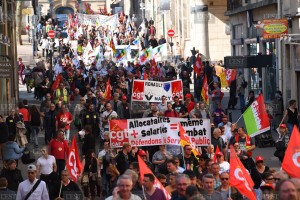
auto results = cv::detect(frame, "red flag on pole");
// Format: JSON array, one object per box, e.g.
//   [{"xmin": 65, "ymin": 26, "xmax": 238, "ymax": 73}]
[
  {"xmin": 225, "ymin": 69, "xmax": 237, "ymax": 85},
  {"xmin": 143, "ymin": 70, "xmax": 148, "ymax": 80},
  {"xmin": 150, "ymin": 59, "xmax": 157, "ymax": 76},
  {"xmin": 213, "ymin": 146, "xmax": 221, "ymax": 162},
  {"xmin": 179, "ymin": 123, "xmax": 200, "ymax": 157},
  {"xmin": 105, "ymin": 78, "xmax": 112, "ymax": 100},
  {"xmin": 138, "ymin": 156, "xmax": 171, "ymax": 200},
  {"xmin": 51, "ymin": 74, "xmax": 63, "ymax": 91},
  {"xmin": 66, "ymin": 136, "xmax": 83, "ymax": 182},
  {"xmin": 282, "ymin": 126, "xmax": 300, "ymax": 178},
  {"xmin": 194, "ymin": 55, "xmax": 202, "ymax": 77},
  {"xmin": 201, "ymin": 75, "xmax": 209, "ymax": 104},
  {"xmin": 230, "ymin": 145, "xmax": 256, "ymax": 200}
]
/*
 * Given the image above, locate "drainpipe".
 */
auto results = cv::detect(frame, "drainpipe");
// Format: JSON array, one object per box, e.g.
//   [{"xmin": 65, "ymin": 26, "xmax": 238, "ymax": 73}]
[{"xmin": 277, "ymin": 0, "xmax": 282, "ymax": 92}]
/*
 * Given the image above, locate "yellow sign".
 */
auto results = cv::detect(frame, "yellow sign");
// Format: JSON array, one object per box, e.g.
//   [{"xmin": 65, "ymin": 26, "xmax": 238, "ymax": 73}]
[{"xmin": 22, "ymin": 8, "xmax": 33, "ymax": 15}]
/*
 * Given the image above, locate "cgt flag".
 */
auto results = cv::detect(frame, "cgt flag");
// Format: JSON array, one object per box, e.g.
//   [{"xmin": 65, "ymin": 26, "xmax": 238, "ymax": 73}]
[
  {"xmin": 225, "ymin": 69, "xmax": 237, "ymax": 85},
  {"xmin": 194, "ymin": 54, "xmax": 203, "ymax": 77},
  {"xmin": 243, "ymin": 94, "xmax": 270, "ymax": 137},
  {"xmin": 230, "ymin": 145, "xmax": 256, "ymax": 200},
  {"xmin": 179, "ymin": 123, "xmax": 200, "ymax": 158},
  {"xmin": 282, "ymin": 126, "xmax": 300, "ymax": 178},
  {"xmin": 66, "ymin": 136, "xmax": 83, "ymax": 182},
  {"xmin": 51, "ymin": 74, "xmax": 63, "ymax": 91},
  {"xmin": 138, "ymin": 156, "xmax": 171, "ymax": 200}
]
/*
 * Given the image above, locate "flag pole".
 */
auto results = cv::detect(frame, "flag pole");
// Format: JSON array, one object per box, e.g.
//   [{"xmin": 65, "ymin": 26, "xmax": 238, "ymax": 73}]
[
  {"xmin": 181, "ymin": 146, "xmax": 186, "ymax": 169},
  {"xmin": 235, "ymin": 114, "xmax": 243, "ymax": 124}
]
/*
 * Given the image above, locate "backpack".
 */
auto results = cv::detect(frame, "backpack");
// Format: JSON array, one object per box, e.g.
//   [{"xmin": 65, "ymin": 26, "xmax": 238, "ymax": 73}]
[
  {"xmin": 21, "ymin": 147, "xmax": 36, "ymax": 164},
  {"xmin": 242, "ymin": 81, "xmax": 248, "ymax": 88}
]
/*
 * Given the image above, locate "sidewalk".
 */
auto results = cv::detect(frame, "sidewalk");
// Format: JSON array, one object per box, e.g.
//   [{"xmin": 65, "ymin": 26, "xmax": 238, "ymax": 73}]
[{"xmin": 17, "ymin": 35, "xmax": 36, "ymax": 67}]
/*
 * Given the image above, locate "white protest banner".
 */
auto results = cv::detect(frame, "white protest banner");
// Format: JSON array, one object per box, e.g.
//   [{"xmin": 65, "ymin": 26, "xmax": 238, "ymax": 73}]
[
  {"xmin": 132, "ymin": 80, "xmax": 183, "ymax": 102},
  {"xmin": 77, "ymin": 13, "xmax": 99, "ymax": 26},
  {"xmin": 109, "ymin": 117, "xmax": 211, "ymax": 148}
]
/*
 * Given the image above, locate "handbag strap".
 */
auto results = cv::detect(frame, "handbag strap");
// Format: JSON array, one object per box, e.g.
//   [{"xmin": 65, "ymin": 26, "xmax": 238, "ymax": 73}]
[{"xmin": 25, "ymin": 180, "xmax": 41, "ymax": 200}]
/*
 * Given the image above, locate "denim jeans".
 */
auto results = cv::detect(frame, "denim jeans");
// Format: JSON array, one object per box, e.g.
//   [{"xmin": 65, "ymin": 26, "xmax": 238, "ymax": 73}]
[
  {"xmin": 31, "ymin": 126, "xmax": 39, "ymax": 148},
  {"xmin": 287, "ymin": 123, "xmax": 295, "ymax": 135},
  {"xmin": 239, "ymin": 94, "xmax": 245, "ymax": 109}
]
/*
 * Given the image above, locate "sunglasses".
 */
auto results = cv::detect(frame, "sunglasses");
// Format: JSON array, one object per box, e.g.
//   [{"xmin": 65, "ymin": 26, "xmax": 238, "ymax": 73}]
[
  {"xmin": 266, "ymin": 178, "xmax": 274, "ymax": 181},
  {"xmin": 221, "ymin": 178, "xmax": 229, "ymax": 180}
]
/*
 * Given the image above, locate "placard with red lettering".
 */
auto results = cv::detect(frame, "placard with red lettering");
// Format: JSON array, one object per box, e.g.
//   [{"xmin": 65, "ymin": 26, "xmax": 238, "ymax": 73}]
[
  {"xmin": 131, "ymin": 80, "xmax": 183, "ymax": 102},
  {"xmin": 109, "ymin": 117, "xmax": 211, "ymax": 148}
]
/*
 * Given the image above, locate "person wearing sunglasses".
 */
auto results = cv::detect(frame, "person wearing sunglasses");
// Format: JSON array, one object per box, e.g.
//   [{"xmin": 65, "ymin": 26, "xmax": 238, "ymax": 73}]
[{"xmin": 216, "ymin": 172, "xmax": 243, "ymax": 200}]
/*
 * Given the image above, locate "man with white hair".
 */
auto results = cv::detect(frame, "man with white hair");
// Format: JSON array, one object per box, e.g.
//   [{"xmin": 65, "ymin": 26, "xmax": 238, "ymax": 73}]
[{"xmin": 105, "ymin": 175, "xmax": 141, "ymax": 200}]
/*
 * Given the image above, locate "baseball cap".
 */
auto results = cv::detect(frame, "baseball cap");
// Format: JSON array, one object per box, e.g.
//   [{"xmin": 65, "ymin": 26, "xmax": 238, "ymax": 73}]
[
  {"xmin": 138, "ymin": 150, "xmax": 147, "ymax": 156},
  {"xmin": 256, "ymin": 156, "xmax": 264, "ymax": 162},
  {"xmin": 27, "ymin": 164, "xmax": 37, "ymax": 172},
  {"xmin": 279, "ymin": 124, "xmax": 287, "ymax": 128},
  {"xmin": 185, "ymin": 93, "xmax": 192, "ymax": 99},
  {"xmin": 122, "ymin": 96, "xmax": 127, "ymax": 100},
  {"xmin": 216, "ymin": 152, "xmax": 224, "ymax": 156}
]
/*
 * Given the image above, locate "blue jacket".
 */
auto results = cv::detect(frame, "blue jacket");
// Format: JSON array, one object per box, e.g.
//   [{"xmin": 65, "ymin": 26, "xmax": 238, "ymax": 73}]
[{"xmin": 3, "ymin": 141, "xmax": 24, "ymax": 160}]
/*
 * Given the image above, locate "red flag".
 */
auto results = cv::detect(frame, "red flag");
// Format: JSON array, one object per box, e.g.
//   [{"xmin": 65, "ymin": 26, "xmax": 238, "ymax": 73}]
[
  {"xmin": 225, "ymin": 69, "xmax": 237, "ymax": 85},
  {"xmin": 51, "ymin": 74, "xmax": 62, "ymax": 91},
  {"xmin": 150, "ymin": 59, "xmax": 157, "ymax": 76},
  {"xmin": 143, "ymin": 70, "xmax": 148, "ymax": 80},
  {"xmin": 105, "ymin": 78, "xmax": 112, "ymax": 100},
  {"xmin": 66, "ymin": 136, "xmax": 83, "ymax": 182},
  {"xmin": 230, "ymin": 146, "xmax": 256, "ymax": 200},
  {"xmin": 213, "ymin": 146, "xmax": 221, "ymax": 162},
  {"xmin": 138, "ymin": 156, "xmax": 171, "ymax": 200},
  {"xmin": 201, "ymin": 75, "xmax": 209, "ymax": 104},
  {"xmin": 282, "ymin": 126, "xmax": 300, "ymax": 178},
  {"xmin": 193, "ymin": 55, "xmax": 202, "ymax": 76},
  {"xmin": 179, "ymin": 123, "xmax": 200, "ymax": 157}
]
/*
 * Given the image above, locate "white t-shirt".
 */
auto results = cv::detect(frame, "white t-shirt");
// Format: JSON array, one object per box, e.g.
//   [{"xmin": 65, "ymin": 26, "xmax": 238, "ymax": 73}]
[
  {"xmin": 102, "ymin": 110, "xmax": 118, "ymax": 129},
  {"xmin": 219, "ymin": 161, "xmax": 230, "ymax": 174},
  {"xmin": 37, "ymin": 155, "xmax": 56, "ymax": 175}
]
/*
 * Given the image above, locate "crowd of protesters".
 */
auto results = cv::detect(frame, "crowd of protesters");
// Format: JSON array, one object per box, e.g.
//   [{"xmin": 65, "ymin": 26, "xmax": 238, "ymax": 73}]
[{"xmin": 1, "ymin": 10, "xmax": 299, "ymax": 200}]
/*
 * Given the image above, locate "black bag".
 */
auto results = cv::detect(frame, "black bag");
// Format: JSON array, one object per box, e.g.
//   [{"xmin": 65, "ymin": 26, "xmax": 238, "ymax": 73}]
[
  {"xmin": 275, "ymin": 140, "xmax": 286, "ymax": 151},
  {"xmin": 274, "ymin": 150, "xmax": 285, "ymax": 158},
  {"xmin": 242, "ymin": 81, "xmax": 248, "ymax": 88},
  {"xmin": 21, "ymin": 147, "xmax": 36, "ymax": 164}
]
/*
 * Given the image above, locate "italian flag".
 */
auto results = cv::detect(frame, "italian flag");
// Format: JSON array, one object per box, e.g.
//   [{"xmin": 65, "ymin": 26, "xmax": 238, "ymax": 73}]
[{"xmin": 243, "ymin": 94, "xmax": 270, "ymax": 137}]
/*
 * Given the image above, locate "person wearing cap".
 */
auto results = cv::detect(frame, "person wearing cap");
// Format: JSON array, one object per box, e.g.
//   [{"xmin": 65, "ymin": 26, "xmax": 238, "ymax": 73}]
[
  {"xmin": 216, "ymin": 152, "xmax": 229, "ymax": 174},
  {"xmin": 260, "ymin": 183, "xmax": 275, "ymax": 200},
  {"xmin": 121, "ymin": 95, "xmax": 130, "ymax": 119},
  {"xmin": 16, "ymin": 164, "xmax": 49, "ymax": 200},
  {"xmin": 0, "ymin": 159, "xmax": 23, "ymax": 192},
  {"xmin": 274, "ymin": 124, "xmax": 289, "ymax": 163},
  {"xmin": 255, "ymin": 156, "xmax": 270, "ymax": 176},
  {"xmin": 184, "ymin": 93, "xmax": 194, "ymax": 113},
  {"xmin": 138, "ymin": 150, "xmax": 154, "ymax": 172}
]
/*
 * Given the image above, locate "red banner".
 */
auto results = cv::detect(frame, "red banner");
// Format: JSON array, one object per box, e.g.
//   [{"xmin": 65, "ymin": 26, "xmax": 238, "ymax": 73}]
[{"xmin": 109, "ymin": 119, "xmax": 129, "ymax": 147}]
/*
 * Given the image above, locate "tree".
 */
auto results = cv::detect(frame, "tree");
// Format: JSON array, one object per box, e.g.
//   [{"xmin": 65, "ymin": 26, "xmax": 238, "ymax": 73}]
[{"xmin": 15, "ymin": 1, "xmax": 23, "ymax": 45}]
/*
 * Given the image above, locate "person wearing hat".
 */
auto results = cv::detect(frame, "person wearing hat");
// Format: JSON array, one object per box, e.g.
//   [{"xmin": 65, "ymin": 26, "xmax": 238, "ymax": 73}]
[
  {"xmin": 138, "ymin": 150, "xmax": 154, "ymax": 171},
  {"xmin": 0, "ymin": 159, "xmax": 23, "ymax": 192},
  {"xmin": 16, "ymin": 164, "xmax": 49, "ymax": 200},
  {"xmin": 274, "ymin": 124, "xmax": 289, "ymax": 163},
  {"xmin": 255, "ymin": 156, "xmax": 270, "ymax": 176},
  {"xmin": 185, "ymin": 93, "xmax": 194, "ymax": 113}
]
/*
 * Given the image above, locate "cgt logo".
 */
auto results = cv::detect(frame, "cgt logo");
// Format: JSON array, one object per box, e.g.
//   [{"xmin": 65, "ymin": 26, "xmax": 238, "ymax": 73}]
[
  {"xmin": 234, "ymin": 168, "xmax": 251, "ymax": 191},
  {"xmin": 111, "ymin": 129, "xmax": 129, "ymax": 141},
  {"xmin": 132, "ymin": 91, "xmax": 144, "ymax": 100}
]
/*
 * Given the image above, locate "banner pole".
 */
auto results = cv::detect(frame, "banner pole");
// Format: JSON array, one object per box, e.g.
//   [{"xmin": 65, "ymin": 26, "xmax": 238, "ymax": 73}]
[
  {"xmin": 181, "ymin": 146, "xmax": 186, "ymax": 169},
  {"xmin": 235, "ymin": 114, "xmax": 243, "ymax": 124}
]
